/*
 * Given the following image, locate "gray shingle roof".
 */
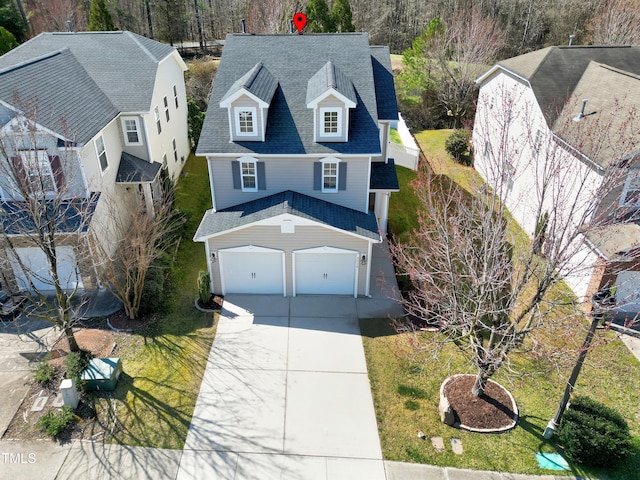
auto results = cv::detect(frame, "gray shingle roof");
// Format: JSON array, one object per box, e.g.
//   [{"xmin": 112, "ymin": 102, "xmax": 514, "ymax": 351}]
[
  {"xmin": 116, "ymin": 152, "xmax": 162, "ymax": 183},
  {"xmin": 194, "ymin": 190, "xmax": 380, "ymax": 241},
  {"xmin": 197, "ymin": 33, "xmax": 395, "ymax": 156},
  {"xmin": 221, "ymin": 62, "xmax": 278, "ymax": 105},
  {"xmin": 0, "ymin": 49, "xmax": 119, "ymax": 144},
  {"xmin": 370, "ymin": 46, "xmax": 399, "ymax": 121},
  {"xmin": 306, "ymin": 61, "xmax": 357, "ymax": 105},
  {"xmin": 496, "ymin": 46, "xmax": 640, "ymax": 126},
  {"xmin": 0, "ymin": 31, "xmax": 180, "ymax": 142},
  {"xmin": 370, "ymin": 158, "xmax": 399, "ymax": 190}
]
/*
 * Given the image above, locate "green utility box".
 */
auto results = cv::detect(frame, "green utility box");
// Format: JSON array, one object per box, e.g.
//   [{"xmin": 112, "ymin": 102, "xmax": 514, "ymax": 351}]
[{"xmin": 81, "ymin": 358, "xmax": 122, "ymax": 391}]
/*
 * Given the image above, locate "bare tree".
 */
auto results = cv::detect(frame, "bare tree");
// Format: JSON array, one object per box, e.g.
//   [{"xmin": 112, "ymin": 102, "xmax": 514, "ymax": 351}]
[
  {"xmin": 391, "ymin": 87, "xmax": 640, "ymax": 396},
  {"xmin": 0, "ymin": 107, "xmax": 97, "ymax": 352},
  {"xmin": 589, "ymin": 0, "xmax": 640, "ymax": 45},
  {"xmin": 26, "ymin": 0, "xmax": 88, "ymax": 33},
  {"xmin": 92, "ymin": 185, "xmax": 181, "ymax": 320}
]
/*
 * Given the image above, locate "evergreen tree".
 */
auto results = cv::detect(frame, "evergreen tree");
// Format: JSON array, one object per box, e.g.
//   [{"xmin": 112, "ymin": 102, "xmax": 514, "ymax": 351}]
[
  {"xmin": 332, "ymin": 0, "xmax": 355, "ymax": 32},
  {"xmin": 0, "ymin": 26, "xmax": 18, "ymax": 55},
  {"xmin": 88, "ymin": 0, "xmax": 116, "ymax": 31},
  {"xmin": 0, "ymin": 0, "xmax": 27, "ymax": 42},
  {"xmin": 306, "ymin": 0, "xmax": 335, "ymax": 33}
]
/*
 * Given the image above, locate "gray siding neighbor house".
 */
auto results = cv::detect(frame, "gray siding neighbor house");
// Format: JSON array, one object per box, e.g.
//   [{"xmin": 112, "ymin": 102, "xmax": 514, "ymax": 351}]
[
  {"xmin": 194, "ymin": 33, "xmax": 399, "ymax": 297},
  {"xmin": 0, "ymin": 31, "xmax": 189, "ymax": 293}
]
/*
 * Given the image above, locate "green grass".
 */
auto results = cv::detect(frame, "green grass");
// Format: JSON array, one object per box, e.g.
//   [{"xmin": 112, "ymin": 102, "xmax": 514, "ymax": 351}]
[
  {"xmin": 369, "ymin": 129, "xmax": 640, "ymax": 477},
  {"xmin": 94, "ymin": 153, "xmax": 218, "ymax": 449},
  {"xmin": 389, "ymin": 128, "xmax": 402, "ymax": 144}
]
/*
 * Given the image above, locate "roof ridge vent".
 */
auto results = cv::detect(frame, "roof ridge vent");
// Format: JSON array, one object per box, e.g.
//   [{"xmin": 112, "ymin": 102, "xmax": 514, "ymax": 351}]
[
  {"xmin": 326, "ymin": 61, "xmax": 336, "ymax": 89},
  {"xmin": 242, "ymin": 62, "xmax": 264, "ymax": 89}
]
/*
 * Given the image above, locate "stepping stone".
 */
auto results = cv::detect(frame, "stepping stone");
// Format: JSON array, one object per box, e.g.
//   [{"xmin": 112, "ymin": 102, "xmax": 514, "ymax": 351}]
[
  {"xmin": 451, "ymin": 438, "xmax": 463, "ymax": 455},
  {"xmin": 51, "ymin": 394, "xmax": 64, "ymax": 408},
  {"xmin": 431, "ymin": 436, "xmax": 445, "ymax": 452},
  {"xmin": 31, "ymin": 396, "xmax": 49, "ymax": 412}
]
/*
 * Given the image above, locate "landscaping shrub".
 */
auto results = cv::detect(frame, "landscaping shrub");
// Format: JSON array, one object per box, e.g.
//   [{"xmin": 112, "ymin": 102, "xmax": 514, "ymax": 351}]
[
  {"xmin": 33, "ymin": 361, "xmax": 55, "ymax": 386},
  {"xmin": 557, "ymin": 395, "xmax": 632, "ymax": 468},
  {"xmin": 37, "ymin": 406, "xmax": 75, "ymax": 437},
  {"xmin": 65, "ymin": 349, "xmax": 93, "ymax": 381},
  {"xmin": 445, "ymin": 129, "xmax": 473, "ymax": 166},
  {"xmin": 197, "ymin": 270, "xmax": 210, "ymax": 304}
]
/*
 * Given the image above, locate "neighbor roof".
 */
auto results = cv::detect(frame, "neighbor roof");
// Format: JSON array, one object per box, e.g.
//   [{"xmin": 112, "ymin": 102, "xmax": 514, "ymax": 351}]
[
  {"xmin": 197, "ymin": 33, "xmax": 398, "ymax": 156},
  {"xmin": 193, "ymin": 190, "xmax": 380, "ymax": 241},
  {"xmin": 0, "ymin": 49, "xmax": 119, "ymax": 144},
  {"xmin": 0, "ymin": 31, "xmax": 182, "ymax": 143},
  {"xmin": 586, "ymin": 223, "xmax": 640, "ymax": 260},
  {"xmin": 116, "ymin": 152, "xmax": 162, "ymax": 183}
]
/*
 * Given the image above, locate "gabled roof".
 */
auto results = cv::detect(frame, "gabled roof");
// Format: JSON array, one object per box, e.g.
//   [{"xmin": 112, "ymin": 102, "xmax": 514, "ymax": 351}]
[
  {"xmin": 306, "ymin": 61, "xmax": 357, "ymax": 106},
  {"xmin": 193, "ymin": 190, "xmax": 380, "ymax": 241},
  {"xmin": 0, "ymin": 49, "xmax": 119, "ymax": 144},
  {"xmin": 0, "ymin": 31, "xmax": 183, "ymax": 142},
  {"xmin": 198, "ymin": 33, "xmax": 397, "ymax": 157},
  {"xmin": 489, "ymin": 46, "xmax": 640, "ymax": 126},
  {"xmin": 220, "ymin": 62, "xmax": 278, "ymax": 106},
  {"xmin": 116, "ymin": 152, "xmax": 162, "ymax": 183}
]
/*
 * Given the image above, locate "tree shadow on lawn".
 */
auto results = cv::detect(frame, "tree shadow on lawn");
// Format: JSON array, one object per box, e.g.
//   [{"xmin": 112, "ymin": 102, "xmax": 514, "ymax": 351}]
[{"xmin": 96, "ymin": 372, "xmax": 196, "ymax": 449}]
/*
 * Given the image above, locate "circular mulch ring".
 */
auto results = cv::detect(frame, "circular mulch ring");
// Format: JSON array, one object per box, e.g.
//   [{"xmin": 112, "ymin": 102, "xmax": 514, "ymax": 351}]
[{"xmin": 441, "ymin": 374, "xmax": 518, "ymax": 433}]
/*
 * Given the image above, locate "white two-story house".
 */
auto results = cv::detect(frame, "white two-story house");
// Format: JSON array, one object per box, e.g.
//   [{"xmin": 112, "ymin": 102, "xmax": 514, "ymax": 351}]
[
  {"xmin": 0, "ymin": 31, "xmax": 190, "ymax": 293},
  {"xmin": 473, "ymin": 45, "xmax": 640, "ymax": 310},
  {"xmin": 194, "ymin": 33, "xmax": 399, "ymax": 297}
]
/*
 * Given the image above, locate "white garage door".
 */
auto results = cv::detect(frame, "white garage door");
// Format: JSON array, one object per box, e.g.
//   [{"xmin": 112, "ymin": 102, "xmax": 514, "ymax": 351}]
[
  {"xmin": 294, "ymin": 247, "xmax": 357, "ymax": 296},
  {"xmin": 11, "ymin": 246, "xmax": 82, "ymax": 291},
  {"xmin": 219, "ymin": 246, "xmax": 285, "ymax": 295}
]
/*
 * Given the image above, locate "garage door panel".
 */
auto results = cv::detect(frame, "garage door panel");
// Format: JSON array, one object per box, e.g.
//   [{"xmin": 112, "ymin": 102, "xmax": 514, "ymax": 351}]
[
  {"xmin": 220, "ymin": 250, "xmax": 284, "ymax": 295},
  {"xmin": 295, "ymin": 251, "xmax": 356, "ymax": 295},
  {"xmin": 11, "ymin": 247, "xmax": 81, "ymax": 291}
]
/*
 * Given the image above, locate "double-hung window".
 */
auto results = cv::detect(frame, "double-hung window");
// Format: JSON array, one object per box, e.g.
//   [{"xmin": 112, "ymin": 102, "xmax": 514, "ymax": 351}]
[
  {"xmin": 121, "ymin": 117, "xmax": 142, "ymax": 145},
  {"xmin": 235, "ymin": 107, "xmax": 256, "ymax": 136},
  {"xmin": 164, "ymin": 96, "xmax": 170, "ymax": 122},
  {"xmin": 95, "ymin": 135, "xmax": 108, "ymax": 172},
  {"xmin": 620, "ymin": 169, "xmax": 640, "ymax": 207},
  {"xmin": 172, "ymin": 138, "xmax": 178, "ymax": 162},
  {"xmin": 241, "ymin": 160, "xmax": 258, "ymax": 191},
  {"xmin": 154, "ymin": 106, "xmax": 162, "ymax": 134},
  {"xmin": 173, "ymin": 85, "xmax": 179, "ymax": 109},
  {"xmin": 20, "ymin": 150, "xmax": 55, "ymax": 194},
  {"xmin": 322, "ymin": 159, "xmax": 338, "ymax": 192},
  {"xmin": 321, "ymin": 108, "xmax": 341, "ymax": 137}
]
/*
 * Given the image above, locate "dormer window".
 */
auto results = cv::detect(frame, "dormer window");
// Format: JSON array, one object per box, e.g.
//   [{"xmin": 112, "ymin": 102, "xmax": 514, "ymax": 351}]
[
  {"xmin": 321, "ymin": 108, "xmax": 341, "ymax": 136},
  {"xmin": 236, "ymin": 107, "xmax": 256, "ymax": 136}
]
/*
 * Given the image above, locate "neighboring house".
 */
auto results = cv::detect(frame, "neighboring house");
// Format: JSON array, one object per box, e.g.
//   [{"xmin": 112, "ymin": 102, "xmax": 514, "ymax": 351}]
[
  {"xmin": 473, "ymin": 45, "xmax": 640, "ymax": 311},
  {"xmin": 0, "ymin": 31, "xmax": 190, "ymax": 293},
  {"xmin": 194, "ymin": 33, "xmax": 399, "ymax": 297}
]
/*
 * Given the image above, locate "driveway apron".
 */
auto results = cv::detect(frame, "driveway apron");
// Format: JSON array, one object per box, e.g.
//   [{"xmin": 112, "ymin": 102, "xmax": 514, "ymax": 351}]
[{"xmin": 178, "ymin": 294, "xmax": 385, "ymax": 480}]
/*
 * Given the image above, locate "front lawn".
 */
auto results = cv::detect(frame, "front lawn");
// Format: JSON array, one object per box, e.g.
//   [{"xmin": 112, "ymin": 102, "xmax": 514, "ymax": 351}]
[
  {"xmin": 368, "ymin": 130, "xmax": 640, "ymax": 477},
  {"xmin": 94, "ymin": 154, "xmax": 217, "ymax": 449}
]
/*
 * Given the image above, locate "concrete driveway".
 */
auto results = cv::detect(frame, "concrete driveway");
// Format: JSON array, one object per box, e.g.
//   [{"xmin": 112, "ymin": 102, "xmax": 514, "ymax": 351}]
[{"xmin": 177, "ymin": 294, "xmax": 386, "ymax": 480}]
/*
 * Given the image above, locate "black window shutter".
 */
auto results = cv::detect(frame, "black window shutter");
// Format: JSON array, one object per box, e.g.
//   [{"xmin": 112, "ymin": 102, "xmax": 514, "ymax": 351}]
[
  {"xmin": 231, "ymin": 160, "xmax": 241, "ymax": 189},
  {"xmin": 313, "ymin": 162, "xmax": 322, "ymax": 190},
  {"xmin": 338, "ymin": 162, "xmax": 347, "ymax": 190},
  {"xmin": 49, "ymin": 155, "xmax": 65, "ymax": 192},
  {"xmin": 257, "ymin": 162, "xmax": 266, "ymax": 190}
]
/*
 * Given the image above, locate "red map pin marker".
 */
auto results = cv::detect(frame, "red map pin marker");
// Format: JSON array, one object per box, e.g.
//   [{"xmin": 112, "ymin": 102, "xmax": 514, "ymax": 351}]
[{"xmin": 293, "ymin": 12, "xmax": 307, "ymax": 34}]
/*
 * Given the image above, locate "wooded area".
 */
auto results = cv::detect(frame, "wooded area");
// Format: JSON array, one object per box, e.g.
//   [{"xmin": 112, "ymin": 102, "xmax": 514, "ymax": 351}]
[{"xmin": 2, "ymin": 0, "xmax": 639, "ymax": 57}]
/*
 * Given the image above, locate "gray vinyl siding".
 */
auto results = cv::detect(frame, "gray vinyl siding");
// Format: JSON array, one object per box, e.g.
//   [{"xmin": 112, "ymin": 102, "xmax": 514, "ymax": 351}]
[
  {"xmin": 210, "ymin": 155, "xmax": 370, "ymax": 212},
  {"xmin": 207, "ymin": 225, "xmax": 371, "ymax": 296}
]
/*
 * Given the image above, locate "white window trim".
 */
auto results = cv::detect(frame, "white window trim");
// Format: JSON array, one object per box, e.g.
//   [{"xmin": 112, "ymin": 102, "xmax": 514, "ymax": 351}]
[
  {"xmin": 154, "ymin": 106, "xmax": 162, "ymax": 134},
  {"xmin": 121, "ymin": 117, "xmax": 143, "ymax": 146},
  {"xmin": 320, "ymin": 107, "xmax": 342, "ymax": 137},
  {"xmin": 95, "ymin": 135, "xmax": 109, "ymax": 173},
  {"xmin": 173, "ymin": 85, "xmax": 179, "ymax": 109},
  {"xmin": 19, "ymin": 150, "xmax": 56, "ymax": 195},
  {"xmin": 240, "ymin": 158, "xmax": 258, "ymax": 192},
  {"xmin": 235, "ymin": 107, "xmax": 257, "ymax": 136},
  {"xmin": 533, "ymin": 128, "xmax": 545, "ymax": 154},
  {"xmin": 321, "ymin": 157, "xmax": 340, "ymax": 193},
  {"xmin": 172, "ymin": 138, "xmax": 178, "ymax": 162},
  {"xmin": 620, "ymin": 169, "xmax": 640, "ymax": 208},
  {"xmin": 164, "ymin": 96, "xmax": 170, "ymax": 122}
]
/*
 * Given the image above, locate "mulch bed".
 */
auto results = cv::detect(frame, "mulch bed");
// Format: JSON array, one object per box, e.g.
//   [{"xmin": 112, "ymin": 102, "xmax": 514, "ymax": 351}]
[
  {"xmin": 196, "ymin": 294, "xmax": 224, "ymax": 311},
  {"xmin": 444, "ymin": 374, "xmax": 517, "ymax": 431}
]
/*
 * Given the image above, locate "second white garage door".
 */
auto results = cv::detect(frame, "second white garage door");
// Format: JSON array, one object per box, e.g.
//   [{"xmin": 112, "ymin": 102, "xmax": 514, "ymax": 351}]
[
  {"xmin": 11, "ymin": 246, "xmax": 82, "ymax": 292},
  {"xmin": 219, "ymin": 246, "xmax": 285, "ymax": 295},
  {"xmin": 294, "ymin": 247, "xmax": 358, "ymax": 296}
]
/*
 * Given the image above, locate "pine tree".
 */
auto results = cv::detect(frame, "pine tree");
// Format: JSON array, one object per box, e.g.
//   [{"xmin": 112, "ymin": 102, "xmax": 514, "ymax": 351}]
[
  {"xmin": 88, "ymin": 0, "xmax": 116, "ymax": 31},
  {"xmin": 306, "ymin": 0, "xmax": 335, "ymax": 33},
  {"xmin": 332, "ymin": 0, "xmax": 355, "ymax": 32},
  {"xmin": 0, "ymin": 26, "xmax": 18, "ymax": 55}
]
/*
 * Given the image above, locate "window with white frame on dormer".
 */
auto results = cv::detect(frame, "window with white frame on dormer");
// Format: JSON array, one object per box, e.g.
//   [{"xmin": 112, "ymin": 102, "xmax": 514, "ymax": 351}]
[
  {"xmin": 121, "ymin": 117, "xmax": 142, "ymax": 146},
  {"xmin": 321, "ymin": 108, "xmax": 341, "ymax": 137},
  {"xmin": 620, "ymin": 169, "xmax": 640, "ymax": 207},
  {"xmin": 235, "ymin": 107, "xmax": 256, "ymax": 136}
]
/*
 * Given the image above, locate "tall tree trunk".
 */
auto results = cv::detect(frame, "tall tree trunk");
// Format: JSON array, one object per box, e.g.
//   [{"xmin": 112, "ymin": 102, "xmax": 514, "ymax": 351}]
[
  {"xmin": 14, "ymin": 0, "xmax": 29, "ymax": 37},
  {"xmin": 472, "ymin": 370, "xmax": 489, "ymax": 396},
  {"xmin": 193, "ymin": 0, "xmax": 204, "ymax": 51},
  {"xmin": 65, "ymin": 326, "xmax": 80, "ymax": 353},
  {"xmin": 145, "ymin": 0, "xmax": 154, "ymax": 39}
]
